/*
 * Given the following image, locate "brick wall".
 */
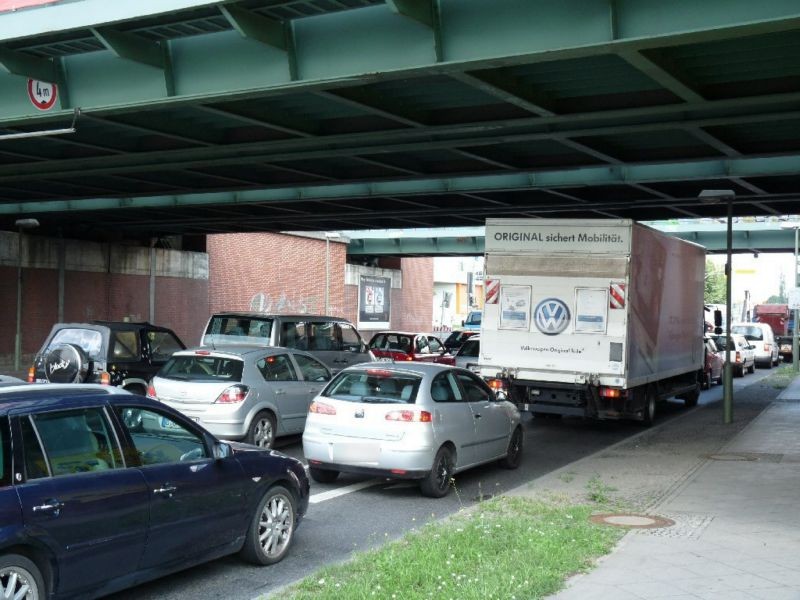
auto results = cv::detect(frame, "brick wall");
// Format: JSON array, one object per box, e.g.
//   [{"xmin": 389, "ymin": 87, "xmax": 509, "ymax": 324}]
[{"xmin": 207, "ymin": 232, "xmax": 347, "ymax": 317}]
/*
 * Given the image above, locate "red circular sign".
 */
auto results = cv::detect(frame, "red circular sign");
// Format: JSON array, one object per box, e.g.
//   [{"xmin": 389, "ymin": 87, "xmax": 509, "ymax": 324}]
[{"xmin": 27, "ymin": 79, "xmax": 58, "ymax": 111}]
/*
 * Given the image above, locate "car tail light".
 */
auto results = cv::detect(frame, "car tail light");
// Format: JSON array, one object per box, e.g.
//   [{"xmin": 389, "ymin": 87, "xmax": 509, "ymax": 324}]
[
  {"xmin": 385, "ymin": 410, "xmax": 432, "ymax": 422},
  {"xmin": 27, "ymin": 367, "xmax": 35, "ymax": 383},
  {"xmin": 147, "ymin": 384, "xmax": 157, "ymax": 400},
  {"xmin": 215, "ymin": 384, "xmax": 249, "ymax": 404},
  {"xmin": 436, "ymin": 356, "xmax": 455, "ymax": 366},
  {"xmin": 366, "ymin": 369, "xmax": 395, "ymax": 377},
  {"xmin": 309, "ymin": 401, "xmax": 336, "ymax": 415},
  {"xmin": 764, "ymin": 343, "xmax": 770, "ymax": 352},
  {"xmin": 735, "ymin": 351, "xmax": 742, "ymax": 363},
  {"xmin": 195, "ymin": 350, "xmax": 211, "ymax": 356},
  {"xmin": 100, "ymin": 371, "xmax": 111, "ymax": 385}
]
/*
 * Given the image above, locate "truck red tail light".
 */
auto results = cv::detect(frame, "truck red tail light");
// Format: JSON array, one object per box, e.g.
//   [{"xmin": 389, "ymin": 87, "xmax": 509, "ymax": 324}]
[
  {"xmin": 486, "ymin": 378, "xmax": 506, "ymax": 392},
  {"xmin": 215, "ymin": 384, "xmax": 249, "ymax": 403},
  {"xmin": 147, "ymin": 384, "xmax": 157, "ymax": 399},
  {"xmin": 385, "ymin": 410, "xmax": 432, "ymax": 422},
  {"xmin": 599, "ymin": 387, "xmax": 625, "ymax": 398},
  {"xmin": 309, "ymin": 401, "xmax": 336, "ymax": 415}
]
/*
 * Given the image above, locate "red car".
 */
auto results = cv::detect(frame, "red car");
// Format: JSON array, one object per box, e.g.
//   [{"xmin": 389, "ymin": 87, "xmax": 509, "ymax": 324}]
[
  {"xmin": 368, "ymin": 332, "xmax": 449, "ymax": 362},
  {"xmin": 702, "ymin": 336, "xmax": 724, "ymax": 389}
]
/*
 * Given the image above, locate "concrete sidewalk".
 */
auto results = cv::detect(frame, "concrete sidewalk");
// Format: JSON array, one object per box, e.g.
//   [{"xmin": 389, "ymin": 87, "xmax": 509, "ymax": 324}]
[{"xmin": 520, "ymin": 374, "xmax": 800, "ymax": 600}]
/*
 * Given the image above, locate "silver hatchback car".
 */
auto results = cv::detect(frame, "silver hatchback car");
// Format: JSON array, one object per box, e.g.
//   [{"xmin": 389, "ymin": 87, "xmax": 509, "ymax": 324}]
[
  {"xmin": 148, "ymin": 345, "xmax": 332, "ymax": 448},
  {"xmin": 302, "ymin": 362, "xmax": 523, "ymax": 497}
]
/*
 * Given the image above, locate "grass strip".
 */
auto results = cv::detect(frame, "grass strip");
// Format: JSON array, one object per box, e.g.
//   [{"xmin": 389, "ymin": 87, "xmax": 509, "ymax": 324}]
[{"xmin": 281, "ymin": 496, "xmax": 624, "ymax": 600}]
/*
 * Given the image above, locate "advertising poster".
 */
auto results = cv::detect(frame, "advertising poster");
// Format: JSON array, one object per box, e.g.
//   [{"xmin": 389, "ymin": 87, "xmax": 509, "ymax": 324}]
[
  {"xmin": 499, "ymin": 285, "xmax": 531, "ymax": 330},
  {"xmin": 358, "ymin": 275, "xmax": 391, "ymax": 329},
  {"xmin": 575, "ymin": 288, "xmax": 608, "ymax": 333}
]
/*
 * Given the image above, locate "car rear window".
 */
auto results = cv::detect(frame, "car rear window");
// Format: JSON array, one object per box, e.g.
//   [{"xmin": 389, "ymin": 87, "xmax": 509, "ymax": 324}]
[
  {"xmin": 369, "ymin": 333, "xmax": 412, "ymax": 352},
  {"xmin": 159, "ymin": 355, "xmax": 244, "ymax": 382},
  {"xmin": 458, "ymin": 339, "xmax": 480, "ymax": 357},
  {"xmin": 731, "ymin": 326, "xmax": 763, "ymax": 341},
  {"xmin": 204, "ymin": 316, "xmax": 273, "ymax": 345},
  {"xmin": 323, "ymin": 369, "xmax": 422, "ymax": 404},
  {"xmin": 47, "ymin": 328, "xmax": 103, "ymax": 360}
]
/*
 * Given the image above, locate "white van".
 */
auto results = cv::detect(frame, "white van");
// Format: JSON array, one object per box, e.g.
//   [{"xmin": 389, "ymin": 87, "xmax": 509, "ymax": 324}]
[
  {"xmin": 201, "ymin": 313, "xmax": 374, "ymax": 372},
  {"xmin": 731, "ymin": 323, "xmax": 779, "ymax": 368}
]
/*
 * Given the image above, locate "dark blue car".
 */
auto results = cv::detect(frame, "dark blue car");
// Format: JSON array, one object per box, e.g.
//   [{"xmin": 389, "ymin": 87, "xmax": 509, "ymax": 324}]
[{"xmin": 0, "ymin": 384, "xmax": 309, "ymax": 599}]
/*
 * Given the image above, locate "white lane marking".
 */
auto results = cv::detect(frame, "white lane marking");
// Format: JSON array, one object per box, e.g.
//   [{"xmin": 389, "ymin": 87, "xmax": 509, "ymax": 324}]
[{"xmin": 309, "ymin": 478, "xmax": 384, "ymax": 504}]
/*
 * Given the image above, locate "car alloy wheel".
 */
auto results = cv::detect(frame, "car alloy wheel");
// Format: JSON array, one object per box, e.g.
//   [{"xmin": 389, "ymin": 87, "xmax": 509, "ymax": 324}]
[
  {"xmin": 259, "ymin": 488, "xmax": 294, "ymax": 561},
  {"xmin": 420, "ymin": 446, "xmax": 454, "ymax": 498},
  {"xmin": 240, "ymin": 486, "xmax": 297, "ymax": 566},
  {"xmin": 0, "ymin": 555, "xmax": 44, "ymax": 600},
  {"xmin": 248, "ymin": 412, "xmax": 276, "ymax": 449}
]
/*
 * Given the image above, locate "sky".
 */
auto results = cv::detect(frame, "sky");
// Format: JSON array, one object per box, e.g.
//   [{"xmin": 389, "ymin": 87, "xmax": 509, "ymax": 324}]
[{"xmin": 708, "ymin": 252, "xmax": 797, "ymax": 316}]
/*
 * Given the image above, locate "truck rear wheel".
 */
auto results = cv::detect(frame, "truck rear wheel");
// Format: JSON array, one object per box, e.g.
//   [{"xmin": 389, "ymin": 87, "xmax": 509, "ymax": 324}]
[{"xmin": 641, "ymin": 387, "xmax": 656, "ymax": 427}]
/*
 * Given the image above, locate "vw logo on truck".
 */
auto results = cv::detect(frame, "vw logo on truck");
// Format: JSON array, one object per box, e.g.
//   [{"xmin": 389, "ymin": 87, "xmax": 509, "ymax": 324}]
[{"xmin": 534, "ymin": 298, "xmax": 570, "ymax": 335}]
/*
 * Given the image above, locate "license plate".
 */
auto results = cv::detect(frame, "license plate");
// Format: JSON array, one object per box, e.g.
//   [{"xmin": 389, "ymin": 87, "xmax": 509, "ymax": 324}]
[
  {"xmin": 379, "ymin": 357, "xmax": 393, "ymax": 362},
  {"xmin": 35, "ymin": 379, "xmax": 47, "ymax": 384},
  {"xmin": 333, "ymin": 442, "xmax": 380, "ymax": 462},
  {"xmin": 159, "ymin": 417, "xmax": 182, "ymax": 430}
]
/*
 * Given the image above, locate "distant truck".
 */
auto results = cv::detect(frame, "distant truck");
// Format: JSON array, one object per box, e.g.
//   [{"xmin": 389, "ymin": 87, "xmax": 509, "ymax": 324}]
[
  {"xmin": 753, "ymin": 303, "xmax": 794, "ymax": 362},
  {"xmin": 478, "ymin": 218, "xmax": 705, "ymax": 425},
  {"xmin": 462, "ymin": 311, "xmax": 482, "ymax": 331}
]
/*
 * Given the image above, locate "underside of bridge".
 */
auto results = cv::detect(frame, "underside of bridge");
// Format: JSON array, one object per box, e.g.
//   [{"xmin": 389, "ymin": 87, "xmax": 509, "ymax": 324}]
[{"xmin": 0, "ymin": 0, "xmax": 799, "ymax": 242}]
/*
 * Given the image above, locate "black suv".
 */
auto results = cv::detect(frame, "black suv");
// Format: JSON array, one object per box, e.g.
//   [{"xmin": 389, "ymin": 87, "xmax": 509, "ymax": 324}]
[{"xmin": 29, "ymin": 321, "xmax": 185, "ymax": 394}]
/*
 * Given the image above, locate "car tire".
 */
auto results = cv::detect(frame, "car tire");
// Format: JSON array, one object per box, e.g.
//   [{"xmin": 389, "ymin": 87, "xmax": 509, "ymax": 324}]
[
  {"xmin": 247, "ymin": 411, "xmax": 276, "ymax": 449},
  {"xmin": 500, "ymin": 427, "xmax": 523, "ymax": 470},
  {"xmin": 420, "ymin": 446, "xmax": 454, "ymax": 498},
  {"xmin": 0, "ymin": 554, "xmax": 45, "ymax": 600},
  {"xmin": 748, "ymin": 362, "xmax": 755, "ymax": 374},
  {"xmin": 735, "ymin": 365, "xmax": 744, "ymax": 378},
  {"xmin": 240, "ymin": 485, "xmax": 296, "ymax": 566},
  {"xmin": 309, "ymin": 467, "xmax": 339, "ymax": 484},
  {"xmin": 700, "ymin": 370, "xmax": 711, "ymax": 390}
]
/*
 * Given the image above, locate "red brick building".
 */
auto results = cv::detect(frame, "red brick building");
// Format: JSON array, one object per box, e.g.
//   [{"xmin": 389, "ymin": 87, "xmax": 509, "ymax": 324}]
[{"xmin": 1, "ymin": 231, "xmax": 432, "ymax": 370}]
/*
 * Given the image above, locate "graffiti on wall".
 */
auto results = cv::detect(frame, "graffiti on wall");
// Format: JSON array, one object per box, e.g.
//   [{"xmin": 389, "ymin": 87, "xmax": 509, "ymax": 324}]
[{"xmin": 250, "ymin": 292, "xmax": 334, "ymax": 314}]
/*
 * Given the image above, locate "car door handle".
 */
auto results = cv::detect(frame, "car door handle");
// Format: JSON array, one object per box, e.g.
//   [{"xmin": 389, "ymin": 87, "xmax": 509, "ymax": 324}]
[
  {"xmin": 153, "ymin": 485, "xmax": 177, "ymax": 496},
  {"xmin": 474, "ymin": 413, "xmax": 482, "ymax": 419},
  {"xmin": 274, "ymin": 389, "xmax": 285, "ymax": 395},
  {"xmin": 33, "ymin": 499, "xmax": 64, "ymax": 515}
]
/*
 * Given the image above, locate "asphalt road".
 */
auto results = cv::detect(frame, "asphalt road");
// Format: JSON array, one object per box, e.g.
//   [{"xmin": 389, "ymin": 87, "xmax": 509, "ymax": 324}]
[{"xmin": 109, "ymin": 367, "xmax": 773, "ymax": 600}]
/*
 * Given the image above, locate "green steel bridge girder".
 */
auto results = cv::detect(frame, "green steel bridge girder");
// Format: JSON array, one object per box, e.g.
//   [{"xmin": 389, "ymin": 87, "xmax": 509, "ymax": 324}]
[
  {"xmin": 2, "ymin": 153, "xmax": 799, "ymax": 218},
  {"xmin": 0, "ymin": 0, "xmax": 799, "ymax": 123},
  {"xmin": 346, "ymin": 227, "xmax": 800, "ymax": 256}
]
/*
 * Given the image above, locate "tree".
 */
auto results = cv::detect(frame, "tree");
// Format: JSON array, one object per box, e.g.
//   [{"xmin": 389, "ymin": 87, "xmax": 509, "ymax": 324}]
[{"xmin": 704, "ymin": 260, "xmax": 726, "ymax": 305}]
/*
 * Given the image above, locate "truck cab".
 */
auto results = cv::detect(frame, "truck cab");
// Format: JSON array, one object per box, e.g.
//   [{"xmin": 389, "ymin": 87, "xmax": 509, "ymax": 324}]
[{"xmin": 462, "ymin": 311, "xmax": 482, "ymax": 331}]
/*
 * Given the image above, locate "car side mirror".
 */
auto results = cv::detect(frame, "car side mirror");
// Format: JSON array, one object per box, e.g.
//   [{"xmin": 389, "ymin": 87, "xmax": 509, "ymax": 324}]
[{"xmin": 213, "ymin": 441, "xmax": 232, "ymax": 460}]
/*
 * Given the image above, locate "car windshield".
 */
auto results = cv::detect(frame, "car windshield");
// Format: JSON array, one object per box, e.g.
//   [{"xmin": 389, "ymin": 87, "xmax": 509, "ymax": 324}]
[
  {"xmin": 731, "ymin": 326, "xmax": 763, "ymax": 341},
  {"xmin": 47, "ymin": 328, "xmax": 104, "ymax": 360},
  {"xmin": 159, "ymin": 355, "xmax": 244, "ymax": 381},
  {"xmin": 204, "ymin": 316, "xmax": 273, "ymax": 345},
  {"xmin": 323, "ymin": 369, "xmax": 422, "ymax": 404}
]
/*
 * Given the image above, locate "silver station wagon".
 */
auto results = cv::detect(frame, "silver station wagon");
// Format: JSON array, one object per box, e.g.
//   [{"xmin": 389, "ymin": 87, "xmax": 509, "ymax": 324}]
[
  {"xmin": 148, "ymin": 345, "xmax": 332, "ymax": 448},
  {"xmin": 302, "ymin": 362, "xmax": 523, "ymax": 498}
]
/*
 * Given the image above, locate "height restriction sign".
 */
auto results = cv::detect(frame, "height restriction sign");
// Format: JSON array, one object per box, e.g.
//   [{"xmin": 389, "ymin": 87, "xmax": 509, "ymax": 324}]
[{"xmin": 27, "ymin": 79, "xmax": 58, "ymax": 111}]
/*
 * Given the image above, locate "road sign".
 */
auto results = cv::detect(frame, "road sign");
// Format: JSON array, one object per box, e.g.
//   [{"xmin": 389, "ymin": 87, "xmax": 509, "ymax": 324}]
[
  {"xmin": 788, "ymin": 287, "xmax": 800, "ymax": 310},
  {"xmin": 27, "ymin": 79, "xmax": 58, "ymax": 110}
]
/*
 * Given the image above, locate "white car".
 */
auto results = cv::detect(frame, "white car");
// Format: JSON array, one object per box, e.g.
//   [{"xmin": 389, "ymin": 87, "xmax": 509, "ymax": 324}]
[
  {"xmin": 731, "ymin": 323, "xmax": 780, "ymax": 368},
  {"xmin": 302, "ymin": 362, "xmax": 522, "ymax": 498},
  {"xmin": 711, "ymin": 333, "xmax": 756, "ymax": 377}
]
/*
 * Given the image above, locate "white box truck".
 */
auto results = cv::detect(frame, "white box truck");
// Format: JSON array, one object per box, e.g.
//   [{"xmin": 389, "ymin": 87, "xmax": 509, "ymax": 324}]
[{"xmin": 479, "ymin": 218, "xmax": 705, "ymax": 424}]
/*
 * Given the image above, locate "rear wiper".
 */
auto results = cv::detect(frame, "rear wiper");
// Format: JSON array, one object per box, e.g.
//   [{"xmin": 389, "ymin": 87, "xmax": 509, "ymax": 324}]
[{"xmin": 360, "ymin": 396, "xmax": 402, "ymax": 404}]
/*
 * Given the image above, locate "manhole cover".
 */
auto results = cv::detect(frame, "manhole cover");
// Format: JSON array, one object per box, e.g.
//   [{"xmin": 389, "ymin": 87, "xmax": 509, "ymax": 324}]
[
  {"xmin": 590, "ymin": 514, "xmax": 675, "ymax": 529},
  {"xmin": 704, "ymin": 453, "xmax": 758, "ymax": 462}
]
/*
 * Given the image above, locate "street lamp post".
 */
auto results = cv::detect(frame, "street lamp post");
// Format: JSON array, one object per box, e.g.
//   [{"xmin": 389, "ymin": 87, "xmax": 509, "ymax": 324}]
[
  {"xmin": 699, "ymin": 190, "xmax": 735, "ymax": 424},
  {"xmin": 14, "ymin": 218, "xmax": 39, "ymax": 372},
  {"xmin": 324, "ymin": 232, "xmax": 340, "ymax": 314},
  {"xmin": 781, "ymin": 222, "xmax": 800, "ymax": 372}
]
